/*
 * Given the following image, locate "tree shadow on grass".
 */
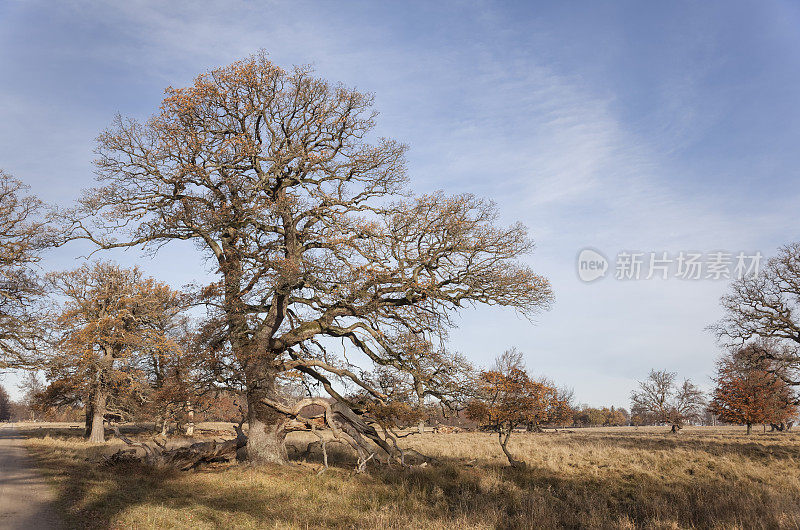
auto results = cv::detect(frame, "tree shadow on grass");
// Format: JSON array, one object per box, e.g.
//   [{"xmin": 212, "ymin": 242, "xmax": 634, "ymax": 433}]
[
  {"xmin": 24, "ymin": 432, "xmax": 384, "ymax": 529},
  {"xmin": 368, "ymin": 455, "xmax": 800, "ymax": 528},
  {"xmin": 22, "ymin": 428, "xmax": 800, "ymax": 529}
]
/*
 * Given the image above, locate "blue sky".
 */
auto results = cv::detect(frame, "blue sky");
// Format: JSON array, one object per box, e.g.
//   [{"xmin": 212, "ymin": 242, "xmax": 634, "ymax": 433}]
[{"xmin": 1, "ymin": 1, "xmax": 799, "ymax": 406}]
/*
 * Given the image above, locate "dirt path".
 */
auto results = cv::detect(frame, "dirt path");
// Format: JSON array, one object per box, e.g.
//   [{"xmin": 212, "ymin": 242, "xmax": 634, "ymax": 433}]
[{"xmin": 0, "ymin": 425, "xmax": 62, "ymax": 529}]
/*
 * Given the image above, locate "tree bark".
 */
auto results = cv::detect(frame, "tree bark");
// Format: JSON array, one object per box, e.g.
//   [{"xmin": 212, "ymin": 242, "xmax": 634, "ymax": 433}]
[
  {"xmin": 746, "ymin": 423, "xmax": 752, "ymax": 435},
  {"xmin": 88, "ymin": 390, "xmax": 106, "ymax": 443},
  {"xmin": 221, "ymin": 237, "xmax": 291, "ymax": 464},
  {"xmin": 84, "ymin": 402, "xmax": 94, "ymax": 438},
  {"xmin": 185, "ymin": 402, "xmax": 195, "ymax": 437},
  {"xmin": 417, "ymin": 420, "xmax": 425, "ymax": 435},
  {"xmin": 245, "ymin": 366, "xmax": 287, "ymax": 464},
  {"xmin": 105, "ymin": 431, "xmax": 248, "ymax": 470}
]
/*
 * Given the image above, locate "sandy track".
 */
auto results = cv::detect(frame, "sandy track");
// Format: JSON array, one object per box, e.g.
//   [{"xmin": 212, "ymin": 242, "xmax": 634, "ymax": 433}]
[{"xmin": 0, "ymin": 425, "xmax": 62, "ymax": 529}]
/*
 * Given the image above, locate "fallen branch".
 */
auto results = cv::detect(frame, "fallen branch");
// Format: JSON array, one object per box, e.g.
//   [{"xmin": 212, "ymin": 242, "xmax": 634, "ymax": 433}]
[{"xmin": 103, "ymin": 418, "xmax": 247, "ymax": 471}]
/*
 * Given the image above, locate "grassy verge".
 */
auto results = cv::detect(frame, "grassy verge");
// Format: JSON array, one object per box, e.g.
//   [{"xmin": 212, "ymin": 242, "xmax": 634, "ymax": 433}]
[{"xmin": 21, "ymin": 425, "xmax": 800, "ymax": 529}]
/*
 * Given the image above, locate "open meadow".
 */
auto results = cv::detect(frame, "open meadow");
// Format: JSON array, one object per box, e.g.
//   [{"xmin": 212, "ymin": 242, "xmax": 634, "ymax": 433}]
[{"xmin": 16, "ymin": 422, "xmax": 800, "ymax": 529}]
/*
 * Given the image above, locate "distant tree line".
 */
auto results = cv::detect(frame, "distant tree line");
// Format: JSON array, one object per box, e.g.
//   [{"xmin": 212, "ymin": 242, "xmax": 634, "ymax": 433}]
[
  {"xmin": 573, "ymin": 405, "xmax": 630, "ymax": 427},
  {"xmin": 0, "ymin": 380, "xmax": 49, "ymax": 422}
]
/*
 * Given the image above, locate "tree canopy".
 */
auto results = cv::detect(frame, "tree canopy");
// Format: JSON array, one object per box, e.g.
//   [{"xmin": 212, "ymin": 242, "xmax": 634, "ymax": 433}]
[
  {"xmin": 710, "ymin": 342, "xmax": 797, "ymax": 433},
  {"xmin": 0, "ymin": 170, "xmax": 51, "ymax": 369},
  {"xmin": 712, "ymin": 242, "xmax": 800, "ymax": 387},
  {"xmin": 42, "ymin": 262, "xmax": 185, "ymax": 442},
  {"xmin": 466, "ymin": 350, "xmax": 569, "ymax": 467},
  {"xmin": 64, "ymin": 52, "xmax": 554, "ymax": 463},
  {"xmin": 630, "ymin": 370, "xmax": 705, "ymax": 432}
]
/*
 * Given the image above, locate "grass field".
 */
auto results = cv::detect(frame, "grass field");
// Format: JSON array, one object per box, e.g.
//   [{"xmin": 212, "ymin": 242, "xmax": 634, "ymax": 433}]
[{"xmin": 18, "ymin": 423, "xmax": 800, "ymax": 529}]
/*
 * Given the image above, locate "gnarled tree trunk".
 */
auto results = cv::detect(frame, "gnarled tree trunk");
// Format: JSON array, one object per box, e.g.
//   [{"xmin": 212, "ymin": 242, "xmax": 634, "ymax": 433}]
[
  {"xmin": 88, "ymin": 390, "xmax": 106, "ymax": 443},
  {"xmin": 105, "ymin": 427, "xmax": 248, "ymax": 471},
  {"xmin": 84, "ymin": 402, "xmax": 94, "ymax": 437},
  {"xmin": 245, "ymin": 366, "xmax": 287, "ymax": 464},
  {"xmin": 499, "ymin": 428, "xmax": 525, "ymax": 469}
]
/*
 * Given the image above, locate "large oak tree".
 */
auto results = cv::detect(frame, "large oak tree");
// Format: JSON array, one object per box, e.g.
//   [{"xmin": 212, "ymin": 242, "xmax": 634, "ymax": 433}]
[{"xmin": 67, "ymin": 53, "xmax": 553, "ymax": 463}]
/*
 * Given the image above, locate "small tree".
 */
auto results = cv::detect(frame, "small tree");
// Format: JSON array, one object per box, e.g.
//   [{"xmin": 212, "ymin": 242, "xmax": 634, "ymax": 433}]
[
  {"xmin": 17, "ymin": 371, "xmax": 44, "ymax": 421},
  {"xmin": 43, "ymin": 262, "xmax": 185, "ymax": 442},
  {"xmin": 630, "ymin": 370, "xmax": 705, "ymax": 432},
  {"xmin": 466, "ymin": 350, "xmax": 567, "ymax": 468},
  {"xmin": 710, "ymin": 344, "xmax": 797, "ymax": 434}
]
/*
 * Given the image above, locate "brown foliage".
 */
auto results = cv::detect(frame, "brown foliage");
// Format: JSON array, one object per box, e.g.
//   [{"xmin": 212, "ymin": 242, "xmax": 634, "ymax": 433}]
[
  {"xmin": 41, "ymin": 262, "xmax": 186, "ymax": 442},
  {"xmin": 466, "ymin": 350, "xmax": 568, "ymax": 466},
  {"xmin": 710, "ymin": 343, "xmax": 797, "ymax": 432}
]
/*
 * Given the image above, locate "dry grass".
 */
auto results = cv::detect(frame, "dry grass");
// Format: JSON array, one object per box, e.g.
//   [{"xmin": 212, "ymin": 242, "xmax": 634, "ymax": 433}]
[{"xmin": 18, "ymin": 423, "xmax": 800, "ymax": 529}]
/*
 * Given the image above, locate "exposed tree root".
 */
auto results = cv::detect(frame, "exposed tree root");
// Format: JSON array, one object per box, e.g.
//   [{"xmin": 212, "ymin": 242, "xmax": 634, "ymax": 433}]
[{"xmin": 264, "ymin": 397, "xmax": 436, "ymax": 472}]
